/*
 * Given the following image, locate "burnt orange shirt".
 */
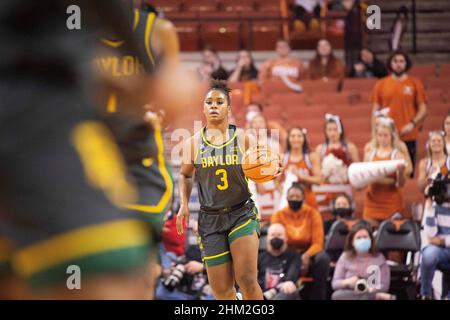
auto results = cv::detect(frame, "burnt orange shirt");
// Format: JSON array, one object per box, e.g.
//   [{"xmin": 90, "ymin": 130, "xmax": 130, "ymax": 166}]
[
  {"xmin": 363, "ymin": 149, "xmax": 404, "ymax": 222},
  {"xmin": 259, "ymin": 57, "xmax": 306, "ymax": 83},
  {"xmin": 371, "ymin": 75, "xmax": 426, "ymax": 141},
  {"xmin": 271, "ymin": 204, "xmax": 324, "ymax": 256}
]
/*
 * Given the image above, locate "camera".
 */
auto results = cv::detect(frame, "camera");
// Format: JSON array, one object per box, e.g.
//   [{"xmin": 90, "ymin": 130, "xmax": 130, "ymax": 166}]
[
  {"xmin": 163, "ymin": 257, "xmax": 187, "ymax": 291},
  {"xmin": 355, "ymin": 279, "xmax": 368, "ymax": 293},
  {"xmin": 426, "ymin": 172, "xmax": 450, "ymax": 205}
]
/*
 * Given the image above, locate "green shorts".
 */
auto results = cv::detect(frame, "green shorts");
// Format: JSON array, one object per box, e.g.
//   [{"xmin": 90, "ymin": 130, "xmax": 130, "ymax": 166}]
[
  {"xmin": 122, "ymin": 126, "xmax": 174, "ymax": 233},
  {"xmin": 0, "ymin": 117, "xmax": 156, "ymax": 291},
  {"xmin": 198, "ymin": 201, "xmax": 260, "ymax": 268}
]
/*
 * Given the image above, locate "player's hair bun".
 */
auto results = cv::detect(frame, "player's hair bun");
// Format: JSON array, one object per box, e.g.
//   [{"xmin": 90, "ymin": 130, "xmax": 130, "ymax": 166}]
[{"xmin": 209, "ymin": 79, "xmax": 231, "ymax": 95}]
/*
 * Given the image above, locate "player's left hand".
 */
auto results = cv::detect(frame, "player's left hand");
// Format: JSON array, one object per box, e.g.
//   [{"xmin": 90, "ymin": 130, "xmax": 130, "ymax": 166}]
[{"xmin": 176, "ymin": 203, "xmax": 190, "ymax": 235}]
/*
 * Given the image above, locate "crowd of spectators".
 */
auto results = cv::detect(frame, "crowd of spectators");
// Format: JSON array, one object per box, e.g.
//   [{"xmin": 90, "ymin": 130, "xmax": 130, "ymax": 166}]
[{"xmin": 159, "ymin": 39, "xmax": 450, "ymax": 300}]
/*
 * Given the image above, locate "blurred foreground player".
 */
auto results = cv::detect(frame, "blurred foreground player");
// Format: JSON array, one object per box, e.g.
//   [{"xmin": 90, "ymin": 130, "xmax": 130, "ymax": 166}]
[
  {"xmin": 176, "ymin": 80, "xmax": 282, "ymax": 300},
  {"xmin": 0, "ymin": 0, "xmax": 171, "ymax": 299},
  {"xmin": 93, "ymin": 0, "xmax": 180, "ymax": 235}
]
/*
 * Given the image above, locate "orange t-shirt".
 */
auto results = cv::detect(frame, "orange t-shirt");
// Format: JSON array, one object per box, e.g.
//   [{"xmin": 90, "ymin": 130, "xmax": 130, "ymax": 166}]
[
  {"xmin": 284, "ymin": 154, "xmax": 319, "ymax": 209},
  {"xmin": 363, "ymin": 149, "xmax": 404, "ymax": 222},
  {"xmin": 259, "ymin": 57, "xmax": 306, "ymax": 83},
  {"xmin": 371, "ymin": 75, "xmax": 426, "ymax": 141},
  {"xmin": 270, "ymin": 204, "xmax": 324, "ymax": 256}
]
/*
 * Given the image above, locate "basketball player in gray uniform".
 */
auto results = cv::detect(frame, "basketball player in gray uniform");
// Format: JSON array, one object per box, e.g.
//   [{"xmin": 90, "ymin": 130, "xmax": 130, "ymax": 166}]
[{"xmin": 176, "ymin": 80, "xmax": 282, "ymax": 300}]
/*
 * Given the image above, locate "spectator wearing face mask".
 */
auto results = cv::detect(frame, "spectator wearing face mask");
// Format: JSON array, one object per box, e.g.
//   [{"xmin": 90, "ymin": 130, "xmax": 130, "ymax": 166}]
[
  {"xmin": 324, "ymin": 194, "xmax": 355, "ymax": 236},
  {"xmin": 332, "ymin": 222, "xmax": 394, "ymax": 300},
  {"xmin": 271, "ymin": 183, "xmax": 330, "ymax": 300},
  {"xmin": 258, "ymin": 223, "xmax": 302, "ymax": 300}
]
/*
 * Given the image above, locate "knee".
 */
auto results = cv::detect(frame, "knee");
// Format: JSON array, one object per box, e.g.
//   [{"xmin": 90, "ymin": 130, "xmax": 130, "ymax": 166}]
[
  {"xmin": 235, "ymin": 272, "xmax": 259, "ymax": 291},
  {"xmin": 421, "ymin": 246, "xmax": 439, "ymax": 268}
]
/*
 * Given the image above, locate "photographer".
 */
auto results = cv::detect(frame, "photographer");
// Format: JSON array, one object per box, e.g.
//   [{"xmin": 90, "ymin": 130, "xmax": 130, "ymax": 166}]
[
  {"xmin": 331, "ymin": 222, "xmax": 394, "ymax": 300},
  {"xmin": 258, "ymin": 224, "xmax": 301, "ymax": 300},
  {"xmin": 156, "ymin": 221, "xmax": 213, "ymax": 300},
  {"xmin": 418, "ymin": 131, "xmax": 450, "ymax": 299}
]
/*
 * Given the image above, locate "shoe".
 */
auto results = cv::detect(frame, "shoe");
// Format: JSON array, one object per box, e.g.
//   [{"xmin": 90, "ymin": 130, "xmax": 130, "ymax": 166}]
[
  {"xmin": 309, "ymin": 18, "xmax": 320, "ymax": 31},
  {"xmin": 294, "ymin": 19, "xmax": 306, "ymax": 32},
  {"xmin": 236, "ymin": 292, "xmax": 243, "ymax": 300},
  {"xmin": 421, "ymin": 295, "xmax": 433, "ymax": 300}
]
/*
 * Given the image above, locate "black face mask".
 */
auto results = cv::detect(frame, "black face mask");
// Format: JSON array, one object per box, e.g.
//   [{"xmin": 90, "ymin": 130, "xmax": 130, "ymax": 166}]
[
  {"xmin": 332, "ymin": 208, "xmax": 352, "ymax": 219},
  {"xmin": 288, "ymin": 200, "xmax": 303, "ymax": 211},
  {"xmin": 270, "ymin": 237, "xmax": 284, "ymax": 250}
]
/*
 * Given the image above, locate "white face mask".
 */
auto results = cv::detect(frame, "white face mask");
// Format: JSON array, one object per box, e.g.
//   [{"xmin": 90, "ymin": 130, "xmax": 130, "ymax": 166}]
[{"xmin": 246, "ymin": 110, "xmax": 260, "ymax": 123}]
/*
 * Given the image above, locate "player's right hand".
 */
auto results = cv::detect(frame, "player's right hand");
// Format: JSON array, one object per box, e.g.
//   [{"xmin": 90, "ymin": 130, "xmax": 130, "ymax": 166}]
[{"xmin": 176, "ymin": 203, "xmax": 190, "ymax": 235}]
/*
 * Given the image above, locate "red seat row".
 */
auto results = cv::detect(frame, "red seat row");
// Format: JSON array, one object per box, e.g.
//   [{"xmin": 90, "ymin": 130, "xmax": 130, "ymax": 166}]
[
  {"xmin": 151, "ymin": 0, "xmax": 288, "ymax": 13},
  {"xmin": 173, "ymin": 21, "xmax": 283, "ymax": 51}
]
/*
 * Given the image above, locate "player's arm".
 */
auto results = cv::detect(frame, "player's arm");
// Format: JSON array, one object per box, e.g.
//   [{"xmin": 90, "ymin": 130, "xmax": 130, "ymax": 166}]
[
  {"xmin": 154, "ymin": 18, "xmax": 180, "ymax": 65},
  {"xmin": 176, "ymin": 136, "xmax": 196, "ymax": 235}
]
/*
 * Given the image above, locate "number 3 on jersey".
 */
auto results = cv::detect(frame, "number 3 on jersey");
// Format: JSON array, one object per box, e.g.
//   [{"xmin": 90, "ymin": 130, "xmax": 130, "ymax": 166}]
[{"xmin": 216, "ymin": 169, "xmax": 229, "ymax": 190}]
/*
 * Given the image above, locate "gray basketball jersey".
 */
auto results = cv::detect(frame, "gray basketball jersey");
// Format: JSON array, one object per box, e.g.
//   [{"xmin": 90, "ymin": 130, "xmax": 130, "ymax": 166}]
[{"xmin": 194, "ymin": 125, "xmax": 251, "ymax": 210}]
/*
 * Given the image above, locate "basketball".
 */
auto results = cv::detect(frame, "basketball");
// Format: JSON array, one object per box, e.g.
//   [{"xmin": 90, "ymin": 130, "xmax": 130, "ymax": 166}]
[{"xmin": 242, "ymin": 146, "xmax": 280, "ymax": 183}]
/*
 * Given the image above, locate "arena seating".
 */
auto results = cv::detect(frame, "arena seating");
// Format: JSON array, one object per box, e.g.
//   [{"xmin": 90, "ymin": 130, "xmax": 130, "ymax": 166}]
[
  {"xmin": 152, "ymin": 0, "xmax": 343, "ymax": 51},
  {"xmin": 375, "ymin": 219, "xmax": 421, "ymax": 300},
  {"xmin": 409, "ymin": 64, "xmax": 437, "ymax": 79}
]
